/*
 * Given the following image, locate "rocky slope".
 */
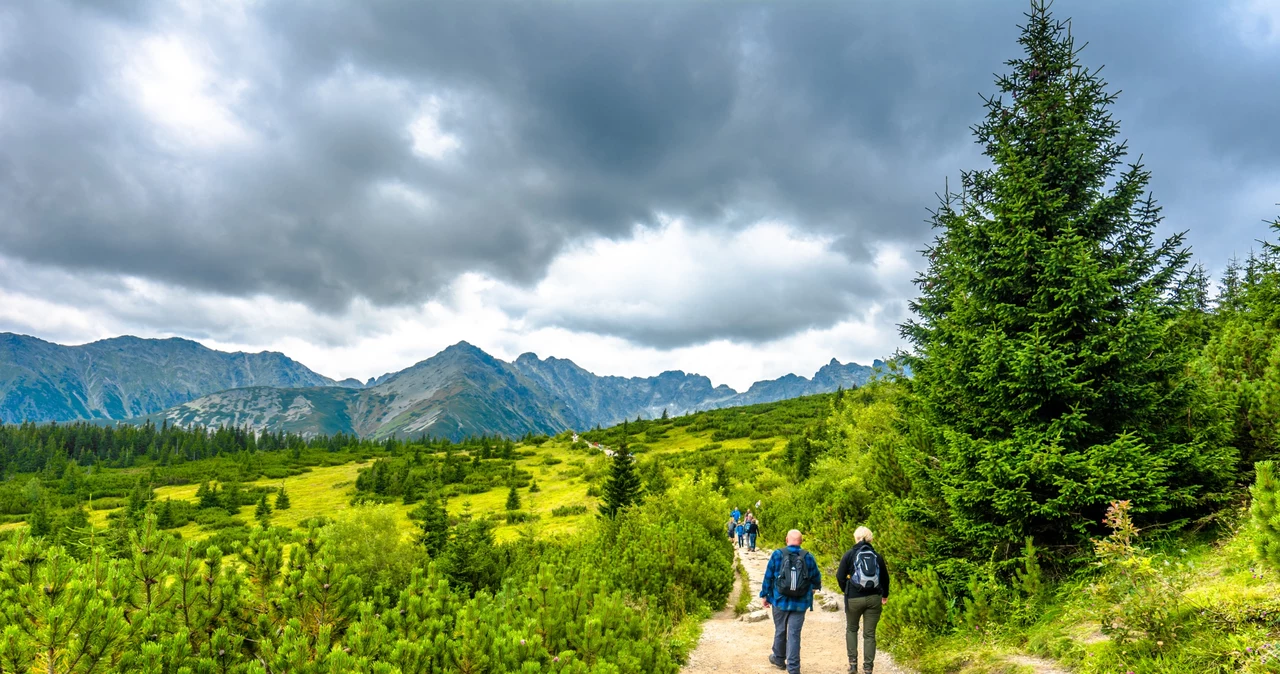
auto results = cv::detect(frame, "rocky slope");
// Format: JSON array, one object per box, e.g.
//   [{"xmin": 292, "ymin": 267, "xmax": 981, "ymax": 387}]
[
  {"xmin": 0, "ymin": 333, "xmax": 340, "ymax": 424},
  {"xmin": 145, "ymin": 342, "xmax": 887, "ymax": 440}
]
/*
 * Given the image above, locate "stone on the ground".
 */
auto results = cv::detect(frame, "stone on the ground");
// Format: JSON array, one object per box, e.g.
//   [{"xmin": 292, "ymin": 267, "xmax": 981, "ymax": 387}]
[{"xmin": 740, "ymin": 609, "xmax": 770, "ymax": 623}]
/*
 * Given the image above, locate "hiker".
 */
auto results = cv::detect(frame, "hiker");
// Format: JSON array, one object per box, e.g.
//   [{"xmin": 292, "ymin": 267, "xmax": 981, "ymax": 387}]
[
  {"xmin": 731, "ymin": 506, "xmax": 741, "ymax": 523},
  {"xmin": 746, "ymin": 516, "xmax": 759, "ymax": 551},
  {"xmin": 735, "ymin": 520, "xmax": 746, "ymax": 547},
  {"xmin": 760, "ymin": 529, "xmax": 822, "ymax": 674},
  {"xmin": 727, "ymin": 516, "xmax": 737, "ymax": 542},
  {"xmin": 836, "ymin": 526, "xmax": 890, "ymax": 674}
]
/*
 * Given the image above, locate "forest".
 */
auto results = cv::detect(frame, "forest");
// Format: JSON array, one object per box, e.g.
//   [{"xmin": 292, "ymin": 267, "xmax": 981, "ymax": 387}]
[{"xmin": 3, "ymin": 1, "xmax": 1280, "ymax": 672}]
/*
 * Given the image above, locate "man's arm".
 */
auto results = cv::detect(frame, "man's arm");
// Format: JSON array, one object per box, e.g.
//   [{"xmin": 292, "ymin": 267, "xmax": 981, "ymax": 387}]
[
  {"xmin": 759, "ymin": 551, "xmax": 777, "ymax": 605},
  {"xmin": 807, "ymin": 553, "xmax": 822, "ymax": 591},
  {"xmin": 835, "ymin": 551, "xmax": 850, "ymax": 595}
]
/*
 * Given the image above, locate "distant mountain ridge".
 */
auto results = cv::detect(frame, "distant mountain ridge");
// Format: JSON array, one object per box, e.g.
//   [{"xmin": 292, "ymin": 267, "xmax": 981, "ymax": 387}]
[
  {"xmin": 0, "ymin": 332, "xmax": 891, "ymax": 440},
  {"xmin": 0, "ymin": 333, "xmax": 339, "ymax": 424},
  {"xmin": 144, "ymin": 341, "xmax": 888, "ymax": 440}
]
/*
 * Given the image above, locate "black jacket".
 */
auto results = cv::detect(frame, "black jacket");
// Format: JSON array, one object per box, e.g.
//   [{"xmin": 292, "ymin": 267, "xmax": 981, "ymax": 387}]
[{"xmin": 836, "ymin": 542, "xmax": 890, "ymax": 598}]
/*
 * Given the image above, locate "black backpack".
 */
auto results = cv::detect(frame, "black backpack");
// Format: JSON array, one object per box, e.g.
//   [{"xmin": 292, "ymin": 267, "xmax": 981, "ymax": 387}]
[
  {"xmin": 776, "ymin": 549, "xmax": 811, "ymax": 599},
  {"xmin": 849, "ymin": 545, "xmax": 880, "ymax": 593}
]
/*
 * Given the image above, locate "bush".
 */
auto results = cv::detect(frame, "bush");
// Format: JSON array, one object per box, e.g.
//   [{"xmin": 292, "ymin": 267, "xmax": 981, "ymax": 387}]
[
  {"xmin": 551, "ymin": 504, "xmax": 589, "ymax": 517},
  {"xmin": 1091, "ymin": 500, "xmax": 1192, "ymax": 646},
  {"xmin": 884, "ymin": 566, "xmax": 949, "ymax": 635},
  {"xmin": 504, "ymin": 511, "xmax": 537, "ymax": 524},
  {"xmin": 1252, "ymin": 461, "xmax": 1280, "ymax": 569},
  {"xmin": 323, "ymin": 504, "xmax": 426, "ymax": 595}
]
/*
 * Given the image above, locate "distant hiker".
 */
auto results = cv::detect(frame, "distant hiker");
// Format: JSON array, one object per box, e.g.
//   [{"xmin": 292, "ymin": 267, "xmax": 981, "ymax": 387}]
[
  {"xmin": 836, "ymin": 527, "xmax": 890, "ymax": 674},
  {"xmin": 736, "ymin": 521, "xmax": 746, "ymax": 547},
  {"xmin": 731, "ymin": 507, "xmax": 741, "ymax": 523},
  {"xmin": 746, "ymin": 517, "xmax": 759, "ymax": 551},
  {"xmin": 727, "ymin": 517, "xmax": 737, "ymax": 541},
  {"xmin": 761, "ymin": 529, "xmax": 822, "ymax": 674}
]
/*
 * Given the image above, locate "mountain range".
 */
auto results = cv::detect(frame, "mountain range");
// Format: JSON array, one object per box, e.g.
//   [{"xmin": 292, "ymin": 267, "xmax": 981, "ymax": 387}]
[{"xmin": 0, "ymin": 333, "xmax": 888, "ymax": 440}]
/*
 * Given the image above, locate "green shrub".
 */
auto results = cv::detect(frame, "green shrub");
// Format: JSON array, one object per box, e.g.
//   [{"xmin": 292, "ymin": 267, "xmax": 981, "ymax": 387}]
[
  {"xmin": 884, "ymin": 566, "xmax": 949, "ymax": 635},
  {"xmin": 504, "ymin": 510, "xmax": 537, "ymax": 524},
  {"xmin": 1091, "ymin": 500, "xmax": 1191, "ymax": 646},
  {"xmin": 1252, "ymin": 461, "xmax": 1280, "ymax": 569},
  {"xmin": 551, "ymin": 504, "xmax": 589, "ymax": 517},
  {"xmin": 323, "ymin": 504, "xmax": 426, "ymax": 595}
]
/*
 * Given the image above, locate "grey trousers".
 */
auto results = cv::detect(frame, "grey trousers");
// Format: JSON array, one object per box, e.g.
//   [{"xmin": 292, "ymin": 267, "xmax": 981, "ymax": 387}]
[
  {"xmin": 771, "ymin": 608, "xmax": 807, "ymax": 674},
  {"xmin": 845, "ymin": 594, "xmax": 882, "ymax": 672}
]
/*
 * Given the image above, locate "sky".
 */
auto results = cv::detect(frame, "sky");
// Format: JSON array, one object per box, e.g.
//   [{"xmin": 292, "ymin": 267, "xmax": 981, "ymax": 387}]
[{"xmin": 1, "ymin": 0, "xmax": 1278, "ymax": 390}]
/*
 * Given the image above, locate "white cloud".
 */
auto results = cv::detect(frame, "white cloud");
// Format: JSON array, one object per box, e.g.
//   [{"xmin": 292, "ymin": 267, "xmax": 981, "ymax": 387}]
[
  {"xmin": 410, "ymin": 96, "xmax": 462, "ymax": 160},
  {"xmin": 0, "ymin": 219, "xmax": 912, "ymax": 392},
  {"xmin": 122, "ymin": 34, "xmax": 252, "ymax": 149},
  {"xmin": 1234, "ymin": 0, "xmax": 1280, "ymax": 46}
]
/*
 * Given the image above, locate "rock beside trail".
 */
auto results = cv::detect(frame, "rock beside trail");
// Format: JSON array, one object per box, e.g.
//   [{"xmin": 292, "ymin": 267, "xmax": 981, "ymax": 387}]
[
  {"xmin": 816, "ymin": 590, "xmax": 843, "ymax": 612},
  {"xmin": 740, "ymin": 609, "xmax": 771, "ymax": 623}
]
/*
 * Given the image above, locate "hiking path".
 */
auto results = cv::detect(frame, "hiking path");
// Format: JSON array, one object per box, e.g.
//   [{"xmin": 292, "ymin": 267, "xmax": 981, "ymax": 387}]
[{"xmin": 682, "ymin": 545, "xmax": 913, "ymax": 674}]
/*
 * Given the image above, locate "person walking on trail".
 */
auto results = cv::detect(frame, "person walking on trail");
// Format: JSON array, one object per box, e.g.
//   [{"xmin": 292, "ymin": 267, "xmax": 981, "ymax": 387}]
[
  {"xmin": 727, "ymin": 517, "xmax": 737, "ymax": 542},
  {"xmin": 731, "ymin": 506, "xmax": 741, "ymax": 523},
  {"xmin": 760, "ymin": 529, "xmax": 822, "ymax": 674},
  {"xmin": 836, "ymin": 526, "xmax": 890, "ymax": 674},
  {"xmin": 746, "ymin": 516, "xmax": 759, "ymax": 552},
  {"xmin": 735, "ymin": 521, "xmax": 746, "ymax": 547}
]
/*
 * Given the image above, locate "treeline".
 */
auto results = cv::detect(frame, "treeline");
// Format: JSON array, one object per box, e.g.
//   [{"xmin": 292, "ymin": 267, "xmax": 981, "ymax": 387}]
[
  {"xmin": 0, "ymin": 478, "xmax": 733, "ymax": 673},
  {"xmin": 0, "ymin": 418, "xmax": 517, "ymax": 524}
]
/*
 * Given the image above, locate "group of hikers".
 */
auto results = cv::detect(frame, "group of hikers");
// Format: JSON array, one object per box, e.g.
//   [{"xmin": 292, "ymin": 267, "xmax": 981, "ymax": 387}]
[
  {"xmin": 749, "ymin": 522, "xmax": 888, "ymax": 674},
  {"xmin": 726, "ymin": 506, "xmax": 761, "ymax": 551}
]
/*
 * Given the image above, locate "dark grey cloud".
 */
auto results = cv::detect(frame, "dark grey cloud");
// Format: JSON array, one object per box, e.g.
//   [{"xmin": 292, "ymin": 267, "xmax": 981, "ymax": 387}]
[{"xmin": 0, "ymin": 0, "xmax": 1277, "ymax": 347}]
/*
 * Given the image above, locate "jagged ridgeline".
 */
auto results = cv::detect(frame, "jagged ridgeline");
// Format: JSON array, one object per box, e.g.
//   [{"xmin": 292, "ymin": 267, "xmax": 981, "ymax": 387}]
[
  {"xmin": 0, "ymin": 395, "xmax": 837, "ymax": 671},
  {"xmin": 0, "ymin": 333, "xmax": 884, "ymax": 440}
]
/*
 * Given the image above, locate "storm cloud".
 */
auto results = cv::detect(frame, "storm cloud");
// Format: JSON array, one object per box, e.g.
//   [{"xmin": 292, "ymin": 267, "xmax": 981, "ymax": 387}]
[{"xmin": 0, "ymin": 0, "xmax": 1277, "ymax": 357}]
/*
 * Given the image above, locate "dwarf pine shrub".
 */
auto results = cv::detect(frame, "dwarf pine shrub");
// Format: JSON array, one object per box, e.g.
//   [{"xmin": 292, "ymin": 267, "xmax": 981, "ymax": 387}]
[{"xmin": 1252, "ymin": 461, "xmax": 1280, "ymax": 569}]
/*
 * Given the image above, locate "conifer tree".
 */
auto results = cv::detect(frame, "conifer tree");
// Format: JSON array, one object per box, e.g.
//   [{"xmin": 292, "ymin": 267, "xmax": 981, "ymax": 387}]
[
  {"xmin": 255, "ymin": 493, "xmax": 272, "ymax": 523},
  {"xmin": 505, "ymin": 485, "xmax": 521, "ymax": 511},
  {"xmin": 600, "ymin": 422, "xmax": 642, "ymax": 518},
  {"xmin": 528, "ymin": 479, "xmax": 540, "ymax": 493},
  {"xmin": 223, "ymin": 483, "xmax": 243, "ymax": 515},
  {"xmin": 1015, "ymin": 536, "xmax": 1045, "ymax": 604},
  {"xmin": 198, "ymin": 481, "xmax": 221, "ymax": 509},
  {"xmin": 1252, "ymin": 461, "xmax": 1280, "ymax": 569},
  {"xmin": 415, "ymin": 492, "xmax": 451, "ymax": 557},
  {"xmin": 275, "ymin": 486, "xmax": 292, "ymax": 510},
  {"xmin": 643, "ymin": 459, "xmax": 670, "ymax": 496},
  {"xmin": 26, "ymin": 498, "xmax": 52, "ymax": 537},
  {"xmin": 156, "ymin": 498, "xmax": 175, "ymax": 529},
  {"xmin": 901, "ymin": 0, "xmax": 1231, "ymax": 550}
]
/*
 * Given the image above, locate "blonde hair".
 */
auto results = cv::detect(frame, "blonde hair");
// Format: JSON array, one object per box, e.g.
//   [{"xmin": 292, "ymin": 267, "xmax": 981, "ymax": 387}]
[{"xmin": 854, "ymin": 526, "xmax": 874, "ymax": 544}]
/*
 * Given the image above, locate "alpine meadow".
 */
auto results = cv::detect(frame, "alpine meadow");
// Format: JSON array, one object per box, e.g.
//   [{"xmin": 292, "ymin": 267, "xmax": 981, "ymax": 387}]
[{"xmin": 2, "ymin": 1, "xmax": 1280, "ymax": 673}]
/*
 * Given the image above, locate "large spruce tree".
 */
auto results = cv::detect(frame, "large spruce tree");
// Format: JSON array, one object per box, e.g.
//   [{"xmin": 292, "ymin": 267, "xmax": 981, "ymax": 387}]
[
  {"xmin": 600, "ymin": 421, "xmax": 643, "ymax": 518},
  {"xmin": 902, "ymin": 1, "xmax": 1233, "ymax": 551}
]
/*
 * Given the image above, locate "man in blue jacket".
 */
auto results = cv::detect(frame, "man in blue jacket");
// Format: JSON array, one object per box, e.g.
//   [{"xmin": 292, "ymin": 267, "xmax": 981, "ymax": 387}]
[{"xmin": 760, "ymin": 529, "xmax": 822, "ymax": 673}]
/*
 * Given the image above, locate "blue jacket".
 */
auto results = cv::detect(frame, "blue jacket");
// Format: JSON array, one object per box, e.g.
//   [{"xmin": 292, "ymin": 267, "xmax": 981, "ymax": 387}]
[{"xmin": 760, "ymin": 546, "xmax": 822, "ymax": 612}]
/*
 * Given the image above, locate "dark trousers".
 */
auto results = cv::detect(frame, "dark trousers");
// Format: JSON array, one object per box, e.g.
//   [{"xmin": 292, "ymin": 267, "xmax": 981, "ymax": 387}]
[
  {"xmin": 771, "ymin": 608, "xmax": 806, "ymax": 674},
  {"xmin": 748, "ymin": 532, "xmax": 758, "ymax": 550},
  {"xmin": 845, "ymin": 594, "xmax": 882, "ymax": 672}
]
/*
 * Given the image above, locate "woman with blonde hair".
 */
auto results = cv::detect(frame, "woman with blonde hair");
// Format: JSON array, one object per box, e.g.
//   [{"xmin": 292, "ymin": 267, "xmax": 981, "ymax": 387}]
[{"xmin": 836, "ymin": 526, "xmax": 889, "ymax": 673}]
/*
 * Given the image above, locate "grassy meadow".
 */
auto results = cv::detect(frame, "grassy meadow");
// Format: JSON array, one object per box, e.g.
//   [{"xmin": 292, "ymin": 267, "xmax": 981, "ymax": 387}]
[{"xmin": 12, "ymin": 394, "xmax": 828, "ymax": 546}]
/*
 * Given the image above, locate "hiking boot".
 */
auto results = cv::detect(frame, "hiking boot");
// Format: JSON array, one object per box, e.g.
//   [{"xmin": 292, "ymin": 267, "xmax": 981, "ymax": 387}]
[{"xmin": 768, "ymin": 655, "xmax": 786, "ymax": 670}]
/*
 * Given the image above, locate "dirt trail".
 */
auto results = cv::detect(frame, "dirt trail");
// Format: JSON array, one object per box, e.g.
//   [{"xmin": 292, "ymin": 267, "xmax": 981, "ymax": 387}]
[{"xmin": 683, "ymin": 546, "xmax": 913, "ymax": 674}]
